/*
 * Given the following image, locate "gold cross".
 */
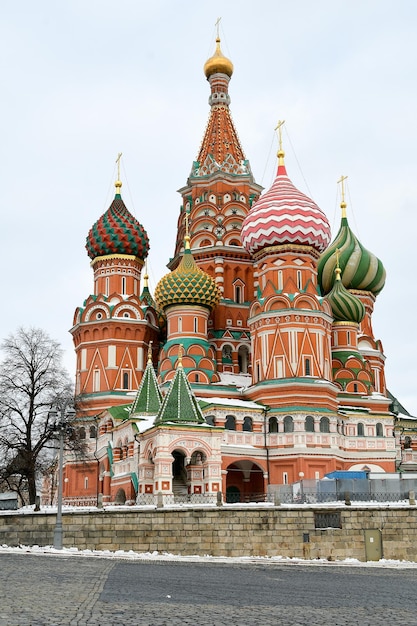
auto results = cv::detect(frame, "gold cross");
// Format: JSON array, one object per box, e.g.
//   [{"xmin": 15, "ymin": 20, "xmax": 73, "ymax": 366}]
[
  {"xmin": 116, "ymin": 152, "xmax": 122, "ymax": 180},
  {"xmin": 275, "ymin": 120, "xmax": 285, "ymax": 153},
  {"xmin": 215, "ymin": 17, "xmax": 221, "ymax": 38},
  {"xmin": 337, "ymin": 175, "xmax": 348, "ymax": 204}
]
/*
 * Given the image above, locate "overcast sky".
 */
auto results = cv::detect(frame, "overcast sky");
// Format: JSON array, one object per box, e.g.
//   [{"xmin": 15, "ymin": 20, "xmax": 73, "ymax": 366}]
[{"xmin": 1, "ymin": 1, "xmax": 416, "ymax": 414}]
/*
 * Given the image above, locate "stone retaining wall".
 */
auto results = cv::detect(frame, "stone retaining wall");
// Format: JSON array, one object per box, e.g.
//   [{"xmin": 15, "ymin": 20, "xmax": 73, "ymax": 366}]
[{"xmin": 0, "ymin": 506, "xmax": 416, "ymax": 562}]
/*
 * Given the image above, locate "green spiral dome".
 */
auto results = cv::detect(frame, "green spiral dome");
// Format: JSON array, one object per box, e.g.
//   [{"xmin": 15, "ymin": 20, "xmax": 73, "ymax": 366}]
[
  {"xmin": 154, "ymin": 239, "xmax": 220, "ymax": 311},
  {"xmin": 318, "ymin": 216, "xmax": 386, "ymax": 296},
  {"xmin": 325, "ymin": 268, "xmax": 365, "ymax": 324}
]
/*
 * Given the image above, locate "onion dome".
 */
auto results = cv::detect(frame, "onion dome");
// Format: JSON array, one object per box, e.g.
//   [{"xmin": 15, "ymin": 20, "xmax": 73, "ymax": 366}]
[
  {"xmin": 204, "ymin": 36, "xmax": 234, "ymax": 78},
  {"xmin": 318, "ymin": 201, "xmax": 386, "ymax": 296},
  {"xmin": 154, "ymin": 236, "xmax": 220, "ymax": 311},
  {"xmin": 241, "ymin": 149, "xmax": 331, "ymax": 256},
  {"xmin": 86, "ymin": 180, "xmax": 149, "ymax": 261},
  {"xmin": 325, "ymin": 263, "xmax": 365, "ymax": 324}
]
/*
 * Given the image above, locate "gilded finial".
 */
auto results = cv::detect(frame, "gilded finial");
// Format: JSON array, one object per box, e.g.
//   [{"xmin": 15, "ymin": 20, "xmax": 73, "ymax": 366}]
[
  {"xmin": 184, "ymin": 212, "xmax": 191, "ymax": 250},
  {"xmin": 147, "ymin": 341, "xmax": 153, "ymax": 363},
  {"xmin": 337, "ymin": 175, "xmax": 348, "ymax": 218},
  {"xmin": 115, "ymin": 152, "xmax": 123, "ymax": 193},
  {"xmin": 275, "ymin": 120, "xmax": 285, "ymax": 165},
  {"xmin": 335, "ymin": 248, "xmax": 342, "ymax": 281},
  {"xmin": 177, "ymin": 344, "xmax": 184, "ymax": 368}
]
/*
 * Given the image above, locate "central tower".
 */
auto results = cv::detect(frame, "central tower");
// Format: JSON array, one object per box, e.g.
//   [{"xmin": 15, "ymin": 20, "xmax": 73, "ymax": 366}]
[{"xmin": 171, "ymin": 35, "xmax": 263, "ymax": 379}]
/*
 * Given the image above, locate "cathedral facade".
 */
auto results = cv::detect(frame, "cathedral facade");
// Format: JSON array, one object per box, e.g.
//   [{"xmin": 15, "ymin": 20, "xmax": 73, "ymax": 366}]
[{"xmin": 62, "ymin": 36, "xmax": 400, "ymax": 506}]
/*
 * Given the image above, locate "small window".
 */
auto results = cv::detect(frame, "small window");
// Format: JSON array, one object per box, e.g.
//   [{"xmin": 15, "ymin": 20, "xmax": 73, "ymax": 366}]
[
  {"xmin": 243, "ymin": 417, "xmax": 252, "ymax": 432},
  {"xmin": 269, "ymin": 416, "xmax": 278, "ymax": 433},
  {"xmin": 79, "ymin": 427, "xmax": 86, "ymax": 440},
  {"xmin": 305, "ymin": 416, "xmax": 315, "ymax": 432},
  {"xmin": 376, "ymin": 423, "xmax": 383, "ymax": 437},
  {"xmin": 357, "ymin": 422, "xmax": 365, "ymax": 437},
  {"xmin": 320, "ymin": 417, "xmax": 330, "ymax": 433},
  {"xmin": 353, "ymin": 383, "xmax": 358, "ymax": 392},
  {"xmin": 284, "ymin": 415, "xmax": 294, "ymax": 433},
  {"xmin": 84, "ymin": 477, "xmax": 89, "ymax": 490},
  {"xmin": 404, "ymin": 436, "xmax": 412, "ymax": 449},
  {"xmin": 305, "ymin": 358, "xmax": 311, "ymax": 376},
  {"xmin": 297, "ymin": 270, "xmax": 302, "ymax": 289},
  {"xmin": 122, "ymin": 371, "xmax": 130, "ymax": 390},
  {"xmin": 282, "ymin": 471, "xmax": 288, "ymax": 485},
  {"xmin": 89, "ymin": 425, "xmax": 97, "ymax": 439},
  {"xmin": 235, "ymin": 286, "xmax": 241, "ymax": 303},
  {"xmin": 225, "ymin": 415, "xmax": 236, "ymax": 430},
  {"xmin": 278, "ymin": 270, "xmax": 283, "ymax": 291},
  {"xmin": 194, "ymin": 317, "xmax": 198, "ymax": 333},
  {"xmin": 93, "ymin": 369, "xmax": 100, "ymax": 392},
  {"xmin": 205, "ymin": 415, "xmax": 215, "ymax": 426}
]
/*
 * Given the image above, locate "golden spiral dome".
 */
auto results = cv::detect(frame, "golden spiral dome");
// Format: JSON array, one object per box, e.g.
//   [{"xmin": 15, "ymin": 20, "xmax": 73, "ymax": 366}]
[{"xmin": 204, "ymin": 37, "xmax": 234, "ymax": 78}]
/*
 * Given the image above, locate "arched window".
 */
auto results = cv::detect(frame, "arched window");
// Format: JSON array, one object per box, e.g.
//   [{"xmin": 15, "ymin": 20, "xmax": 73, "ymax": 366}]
[
  {"xmin": 305, "ymin": 358, "xmax": 311, "ymax": 376},
  {"xmin": 284, "ymin": 415, "xmax": 294, "ymax": 433},
  {"xmin": 205, "ymin": 415, "xmax": 215, "ymax": 426},
  {"xmin": 320, "ymin": 417, "xmax": 330, "ymax": 433},
  {"xmin": 243, "ymin": 417, "xmax": 253, "ymax": 432},
  {"xmin": 404, "ymin": 436, "xmax": 412, "ymax": 449},
  {"xmin": 269, "ymin": 416, "xmax": 278, "ymax": 433},
  {"xmin": 305, "ymin": 416, "xmax": 315, "ymax": 432},
  {"xmin": 357, "ymin": 422, "xmax": 365, "ymax": 437},
  {"xmin": 79, "ymin": 427, "xmax": 86, "ymax": 440},
  {"xmin": 238, "ymin": 345, "xmax": 249, "ymax": 374},
  {"xmin": 225, "ymin": 415, "xmax": 236, "ymax": 430},
  {"xmin": 376, "ymin": 423, "xmax": 383, "ymax": 437},
  {"xmin": 122, "ymin": 371, "xmax": 129, "ymax": 390},
  {"xmin": 89, "ymin": 425, "xmax": 97, "ymax": 439},
  {"xmin": 222, "ymin": 345, "xmax": 233, "ymax": 364}
]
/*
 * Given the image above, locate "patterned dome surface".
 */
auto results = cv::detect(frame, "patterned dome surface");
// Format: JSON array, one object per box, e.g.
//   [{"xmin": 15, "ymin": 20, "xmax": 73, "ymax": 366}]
[
  {"xmin": 325, "ymin": 269, "xmax": 365, "ymax": 324},
  {"xmin": 241, "ymin": 163, "xmax": 331, "ymax": 255},
  {"xmin": 154, "ymin": 240, "xmax": 220, "ymax": 311},
  {"xmin": 86, "ymin": 193, "xmax": 149, "ymax": 261},
  {"xmin": 318, "ymin": 216, "xmax": 386, "ymax": 296}
]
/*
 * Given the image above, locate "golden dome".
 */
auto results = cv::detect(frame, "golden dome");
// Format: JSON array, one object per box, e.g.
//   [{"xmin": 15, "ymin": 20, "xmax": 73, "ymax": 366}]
[{"xmin": 204, "ymin": 37, "xmax": 234, "ymax": 78}]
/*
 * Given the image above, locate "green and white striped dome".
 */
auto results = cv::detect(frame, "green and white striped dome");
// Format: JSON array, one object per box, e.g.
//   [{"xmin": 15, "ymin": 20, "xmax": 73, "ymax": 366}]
[
  {"xmin": 325, "ymin": 266, "xmax": 365, "ymax": 324},
  {"xmin": 318, "ymin": 215, "xmax": 386, "ymax": 296}
]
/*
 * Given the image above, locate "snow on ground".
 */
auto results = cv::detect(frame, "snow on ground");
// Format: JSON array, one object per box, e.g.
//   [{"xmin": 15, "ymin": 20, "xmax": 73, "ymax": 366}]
[{"xmin": 0, "ymin": 543, "xmax": 416, "ymax": 568}]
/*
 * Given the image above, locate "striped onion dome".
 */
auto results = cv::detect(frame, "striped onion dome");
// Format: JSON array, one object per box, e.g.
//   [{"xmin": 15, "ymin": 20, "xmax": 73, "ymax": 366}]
[
  {"xmin": 241, "ymin": 155, "xmax": 331, "ymax": 255},
  {"xmin": 318, "ymin": 211, "xmax": 386, "ymax": 296},
  {"xmin": 154, "ymin": 237, "xmax": 220, "ymax": 311},
  {"xmin": 325, "ymin": 266, "xmax": 365, "ymax": 324},
  {"xmin": 86, "ymin": 181, "xmax": 149, "ymax": 261}
]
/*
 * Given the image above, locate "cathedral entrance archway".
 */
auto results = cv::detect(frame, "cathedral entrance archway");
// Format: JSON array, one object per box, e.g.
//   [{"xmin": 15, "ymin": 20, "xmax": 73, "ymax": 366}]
[
  {"xmin": 172, "ymin": 450, "xmax": 187, "ymax": 496},
  {"xmin": 226, "ymin": 460, "xmax": 265, "ymax": 502}
]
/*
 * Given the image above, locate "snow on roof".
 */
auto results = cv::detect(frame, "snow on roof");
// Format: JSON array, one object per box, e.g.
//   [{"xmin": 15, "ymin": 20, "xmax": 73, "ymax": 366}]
[
  {"xmin": 215, "ymin": 372, "xmax": 252, "ymax": 388},
  {"xmin": 197, "ymin": 396, "xmax": 263, "ymax": 410},
  {"xmin": 135, "ymin": 416, "xmax": 157, "ymax": 433}
]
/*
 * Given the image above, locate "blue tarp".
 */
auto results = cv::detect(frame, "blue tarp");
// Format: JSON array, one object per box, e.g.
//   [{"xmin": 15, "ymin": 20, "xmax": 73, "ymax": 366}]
[{"xmin": 325, "ymin": 471, "xmax": 368, "ymax": 480}]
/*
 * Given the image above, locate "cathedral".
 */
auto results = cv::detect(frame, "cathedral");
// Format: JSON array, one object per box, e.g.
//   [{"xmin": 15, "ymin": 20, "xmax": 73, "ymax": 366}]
[{"xmin": 62, "ymin": 34, "xmax": 401, "ymax": 506}]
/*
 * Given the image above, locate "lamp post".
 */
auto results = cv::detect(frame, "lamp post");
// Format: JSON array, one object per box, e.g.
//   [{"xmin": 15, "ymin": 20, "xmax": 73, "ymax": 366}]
[{"xmin": 48, "ymin": 405, "xmax": 76, "ymax": 549}]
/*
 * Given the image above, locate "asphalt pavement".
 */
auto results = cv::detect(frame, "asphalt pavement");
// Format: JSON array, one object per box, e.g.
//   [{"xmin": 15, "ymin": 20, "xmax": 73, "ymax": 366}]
[{"xmin": 0, "ymin": 553, "xmax": 415, "ymax": 625}]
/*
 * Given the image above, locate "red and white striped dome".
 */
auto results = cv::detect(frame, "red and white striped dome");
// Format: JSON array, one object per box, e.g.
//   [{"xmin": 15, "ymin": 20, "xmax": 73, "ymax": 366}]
[{"xmin": 241, "ymin": 161, "xmax": 331, "ymax": 255}]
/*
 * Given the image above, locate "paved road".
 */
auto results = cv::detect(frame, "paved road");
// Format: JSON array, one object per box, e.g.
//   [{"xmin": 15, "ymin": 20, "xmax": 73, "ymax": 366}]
[{"xmin": 0, "ymin": 554, "xmax": 416, "ymax": 625}]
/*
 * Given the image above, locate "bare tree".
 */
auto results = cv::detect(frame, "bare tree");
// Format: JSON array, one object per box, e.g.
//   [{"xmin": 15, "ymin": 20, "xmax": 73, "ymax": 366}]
[{"xmin": 0, "ymin": 327, "xmax": 74, "ymax": 505}]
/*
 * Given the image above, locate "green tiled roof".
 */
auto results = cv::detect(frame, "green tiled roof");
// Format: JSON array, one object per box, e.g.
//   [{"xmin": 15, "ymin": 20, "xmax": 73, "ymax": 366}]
[
  {"xmin": 130, "ymin": 357, "xmax": 162, "ymax": 417},
  {"xmin": 155, "ymin": 364, "xmax": 205, "ymax": 425}
]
